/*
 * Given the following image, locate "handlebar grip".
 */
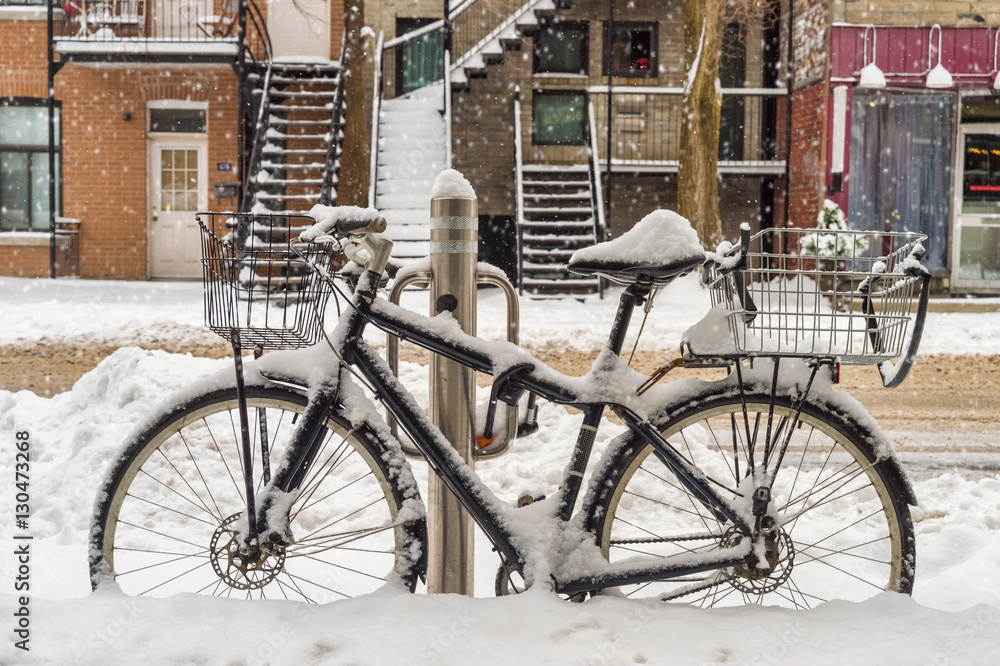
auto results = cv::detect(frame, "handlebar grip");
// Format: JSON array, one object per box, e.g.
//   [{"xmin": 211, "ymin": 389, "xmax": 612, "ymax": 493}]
[
  {"xmin": 739, "ymin": 223, "xmax": 751, "ymax": 261},
  {"xmin": 337, "ymin": 216, "xmax": 387, "ymax": 235}
]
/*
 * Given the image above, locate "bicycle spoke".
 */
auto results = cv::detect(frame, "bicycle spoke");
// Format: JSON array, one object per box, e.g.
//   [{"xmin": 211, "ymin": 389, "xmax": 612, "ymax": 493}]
[
  {"xmin": 178, "ymin": 430, "xmax": 224, "ymax": 520},
  {"xmin": 204, "ymin": 416, "xmax": 245, "ymax": 500},
  {"xmin": 124, "ymin": 491, "xmax": 219, "ymax": 528}
]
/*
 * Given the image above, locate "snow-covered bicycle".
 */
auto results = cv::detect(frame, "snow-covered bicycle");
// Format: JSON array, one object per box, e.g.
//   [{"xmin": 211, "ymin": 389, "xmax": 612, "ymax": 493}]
[{"xmin": 89, "ymin": 205, "xmax": 930, "ymax": 608}]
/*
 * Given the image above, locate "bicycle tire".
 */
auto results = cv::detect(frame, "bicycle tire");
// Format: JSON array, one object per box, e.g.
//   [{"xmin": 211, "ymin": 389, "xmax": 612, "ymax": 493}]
[
  {"xmin": 584, "ymin": 386, "xmax": 915, "ymax": 607},
  {"xmin": 89, "ymin": 384, "xmax": 427, "ymax": 601}
]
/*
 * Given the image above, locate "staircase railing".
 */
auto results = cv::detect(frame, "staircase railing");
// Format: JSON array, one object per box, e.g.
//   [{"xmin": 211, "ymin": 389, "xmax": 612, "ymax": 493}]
[
  {"xmin": 368, "ymin": 31, "xmax": 385, "ymax": 208},
  {"xmin": 241, "ymin": 0, "xmax": 273, "ymax": 66},
  {"xmin": 513, "ymin": 94, "xmax": 525, "ymax": 295},
  {"xmin": 240, "ymin": 61, "xmax": 273, "ymax": 213},
  {"xmin": 585, "ymin": 100, "xmax": 606, "ymax": 298},
  {"xmin": 450, "ymin": 0, "xmax": 546, "ymax": 65},
  {"xmin": 319, "ymin": 34, "xmax": 348, "ymax": 206}
]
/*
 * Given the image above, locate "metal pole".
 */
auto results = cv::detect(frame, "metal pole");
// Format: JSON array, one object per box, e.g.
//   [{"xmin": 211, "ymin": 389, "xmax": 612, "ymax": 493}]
[
  {"xmin": 605, "ymin": 0, "xmax": 615, "ymax": 231},
  {"xmin": 427, "ymin": 185, "xmax": 477, "ymax": 595},
  {"xmin": 47, "ymin": 0, "xmax": 57, "ymax": 279}
]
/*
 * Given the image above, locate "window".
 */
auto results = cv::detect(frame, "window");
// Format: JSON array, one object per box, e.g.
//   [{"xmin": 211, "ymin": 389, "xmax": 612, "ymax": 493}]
[
  {"xmin": 603, "ymin": 22, "xmax": 656, "ymax": 78},
  {"xmin": 0, "ymin": 99, "xmax": 60, "ymax": 233},
  {"xmin": 397, "ymin": 18, "xmax": 444, "ymax": 96},
  {"xmin": 0, "ymin": 0, "xmax": 47, "ymax": 5},
  {"xmin": 718, "ymin": 23, "xmax": 746, "ymax": 161},
  {"xmin": 532, "ymin": 91, "xmax": 586, "ymax": 145},
  {"xmin": 848, "ymin": 90, "xmax": 954, "ymax": 272},
  {"xmin": 534, "ymin": 20, "xmax": 588, "ymax": 75},
  {"xmin": 149, "ymin": 107, "xmax": 206, "ymax": 133}
]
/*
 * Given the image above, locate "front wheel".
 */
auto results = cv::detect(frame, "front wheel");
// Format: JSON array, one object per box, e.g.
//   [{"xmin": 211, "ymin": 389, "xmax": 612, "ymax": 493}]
[
  {"xmin": 90, "ymin": 385, "xmax": 426, "ymax": 601},
  {"xmin": 585, "ymin": 388, "xmax": 915, "ymax": 608}
]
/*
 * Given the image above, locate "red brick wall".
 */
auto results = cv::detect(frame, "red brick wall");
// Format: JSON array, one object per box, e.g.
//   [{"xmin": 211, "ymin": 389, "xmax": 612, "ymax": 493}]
[
  {"xmin": 54, "ymin": 65, "xmax": 240, "ymax": 279},
  {"xmin": 0, "ymin": 17, "xmax": 49, "ymax": 98},
  {"xmin": 787, "ymin": 83, "xmax": 827, "ymax": 229}
]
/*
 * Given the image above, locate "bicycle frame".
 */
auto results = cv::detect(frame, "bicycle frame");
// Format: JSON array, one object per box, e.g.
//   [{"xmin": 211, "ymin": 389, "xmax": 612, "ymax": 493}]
[{"xmin": 254, "ymin": 277, "xmax": 756, "ymax": 596}]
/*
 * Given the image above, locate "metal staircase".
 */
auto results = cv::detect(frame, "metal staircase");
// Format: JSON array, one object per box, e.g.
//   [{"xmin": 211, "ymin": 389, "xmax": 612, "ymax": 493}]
[
  {"xmin": 518, "ymin": 165, "xmax": 602, "ymax": 297},
  {"xmin": 373, "ymin": 82, "xmax": 447, "ymax": 261},
  {"xmin": 244, "ymin": 60, "xmax": 345, "ymax": 213}
]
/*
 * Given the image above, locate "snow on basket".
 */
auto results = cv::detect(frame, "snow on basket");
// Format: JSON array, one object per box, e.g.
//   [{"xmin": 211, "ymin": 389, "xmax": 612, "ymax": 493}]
[
  {"xmin": 198, "ymin": 212, "xmax": 336, "ymax": 349},
  {"xmin": 694, "ymin": 227, "xmax": 928, "ymax": 364}
]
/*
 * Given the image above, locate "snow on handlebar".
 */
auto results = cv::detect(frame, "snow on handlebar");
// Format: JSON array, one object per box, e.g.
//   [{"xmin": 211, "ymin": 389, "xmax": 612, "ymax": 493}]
[{"xmin": 299, "ymin": 204, "xmax": 387, "ymax": 243}]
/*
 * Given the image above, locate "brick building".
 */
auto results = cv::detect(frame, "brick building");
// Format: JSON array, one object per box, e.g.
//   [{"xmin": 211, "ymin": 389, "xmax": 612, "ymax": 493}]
[
  {"xmin": 0, "ymin": 0, "xmax": 344, "ymax": 279},
  {"xmin": 788, "ymin": 0, "xmax": 1000, "ymax": 294},
  {"xmin": 366, "ymin": 0, "xmax": 788, "ymax": 295}
]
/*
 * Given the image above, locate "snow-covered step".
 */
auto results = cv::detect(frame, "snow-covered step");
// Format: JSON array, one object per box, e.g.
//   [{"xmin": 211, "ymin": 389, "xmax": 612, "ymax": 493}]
[
  {"xmin": 255, "ymin": 177, "xmax": 325, "ymax": 186},
  {"xmin": 382, "ymin": 208, "xmax": 432, "ymax": 226},
  {"xmin": 268, "ymin": 104, "xmax": 333, "ymax": 113},
  {"xmin": 372, "ymin": 83, "xmax": 447, "ymax": 262},
  {"xmin": 390, "ymin": 241, "xmax": 430, "ymax": 258},
  {"xmin": 376, "ymin": 193, "xmax": 435, "ymax": 209},
  {"xmin": 263, "ymin": 147, "xmax": 327, "ymax": 156},
  {"xmin": 270, "ymin": 74, "xmax": 339, "ymax": 84},
  {"xmin": 268, "ymin": 117, "xmax": 329, "ymax": 126},
  {"xmin": 387, "ymin": 225, "xmax": 432, "ymax": 242},
  {"xmin": 267, "ymin": 89, "xmax": 337, "ymax": 98}
]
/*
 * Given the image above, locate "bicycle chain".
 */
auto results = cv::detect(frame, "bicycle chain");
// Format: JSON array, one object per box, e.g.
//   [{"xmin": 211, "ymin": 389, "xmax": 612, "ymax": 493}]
[{"xmin": 611, "ymin": 533, "xmax": 722, "ymax": 545}]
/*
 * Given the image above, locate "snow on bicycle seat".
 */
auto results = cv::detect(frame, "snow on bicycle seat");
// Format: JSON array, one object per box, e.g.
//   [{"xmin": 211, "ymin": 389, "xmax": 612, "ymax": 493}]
[{"xmin": 568, "ymin": 209, "xmax": 706, "ymax": 285}]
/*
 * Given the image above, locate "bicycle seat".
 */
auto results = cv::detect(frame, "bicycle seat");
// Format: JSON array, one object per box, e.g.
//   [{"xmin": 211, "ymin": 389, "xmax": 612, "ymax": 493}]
[{"xmin": 567, "ymin": 210, "xmax": 706, "ymax": 285}]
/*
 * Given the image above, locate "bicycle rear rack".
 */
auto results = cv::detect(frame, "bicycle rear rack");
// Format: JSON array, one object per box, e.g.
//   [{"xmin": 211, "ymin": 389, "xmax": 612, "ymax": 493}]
[{"xmin": 387, "ymin": 266, "xmax": 521, "ymax": 459}]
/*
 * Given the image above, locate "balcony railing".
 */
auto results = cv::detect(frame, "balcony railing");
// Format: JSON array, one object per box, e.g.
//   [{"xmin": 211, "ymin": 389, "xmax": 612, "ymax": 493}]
[
  {"xmin": 586, "ymin": 87, "xmax": 787, "ymax": 173},
  {"xmin": 53, "ymin": 0, "xmax": 270, "ymax": 62}
]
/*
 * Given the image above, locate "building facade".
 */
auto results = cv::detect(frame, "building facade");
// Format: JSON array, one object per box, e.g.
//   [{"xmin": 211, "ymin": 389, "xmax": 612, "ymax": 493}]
[
  {"xmin": 0, "ymin": 0, "xmax": 344, "ymax": 279},
  {"xmin": 790, "ymin": 0, "xmax": 1000, "ymax": 294},
  {"xmin": 365, "ymin": 0, "xmax": 788, "ymax": 293}
]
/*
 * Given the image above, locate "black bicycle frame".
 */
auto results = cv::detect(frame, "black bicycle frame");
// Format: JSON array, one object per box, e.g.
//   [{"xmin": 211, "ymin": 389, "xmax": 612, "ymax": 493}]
[{"xmin": 258, "ymin": 282, "xmax": 754, "ymax": 594}]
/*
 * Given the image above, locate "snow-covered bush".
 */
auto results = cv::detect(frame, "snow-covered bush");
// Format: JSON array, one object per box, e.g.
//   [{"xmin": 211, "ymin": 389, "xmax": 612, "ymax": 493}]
[{"xmin": 799, "ymin": 200, "xmax": 868, "ymax": 259}]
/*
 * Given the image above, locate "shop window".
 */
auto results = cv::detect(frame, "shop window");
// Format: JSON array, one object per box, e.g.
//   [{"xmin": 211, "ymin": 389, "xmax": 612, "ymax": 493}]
[
  {"xmin": 848, "ymin": 90, "xmax": 954, "ymax": 272},
  {"xmin": 603, "ymin": 22, "xmax": 656, "ymax": 78},
  {"xmin": 0, "ymin": 100, "xmax": 61, "ymax": 232},
  {"xmin": 534, "ymin": 20, "xmax": 589, "ymax": 76},
  {"xmin": 533, "ymin": 91, "xmax": 586, "ymax": 145}
]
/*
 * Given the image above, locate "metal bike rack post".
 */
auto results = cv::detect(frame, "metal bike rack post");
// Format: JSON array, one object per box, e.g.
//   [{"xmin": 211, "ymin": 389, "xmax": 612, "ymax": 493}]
[
  {"xmin": 387, "ymin": 269, "xmax": 520, "ymax": 460},
  {"xmin": 427, "ymin": 189, "xmax": 478, "ymax": 595}
]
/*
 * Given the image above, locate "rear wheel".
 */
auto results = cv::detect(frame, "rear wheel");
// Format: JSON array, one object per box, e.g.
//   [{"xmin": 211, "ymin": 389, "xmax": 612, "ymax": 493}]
[
  {"xmin": 586, "ymin": 389, "xmax": 915, "ymax": 607},
  {"xmin": 90, "ymin": 386, "xmax": 426, "ymax": 601}
]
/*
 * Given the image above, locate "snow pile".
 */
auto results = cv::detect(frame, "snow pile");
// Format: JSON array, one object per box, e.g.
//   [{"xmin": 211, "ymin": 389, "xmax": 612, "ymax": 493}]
[
  {"xmin": 430, "ymin": 168, "xmax": 477, "ymax": 200},
  {"xmin": 0, "ymin": 282, "xmax": 999, "ymax": 660},
  {"xmin": 570, "ymin": 209, "xmax": 704, "ymax": 266}
]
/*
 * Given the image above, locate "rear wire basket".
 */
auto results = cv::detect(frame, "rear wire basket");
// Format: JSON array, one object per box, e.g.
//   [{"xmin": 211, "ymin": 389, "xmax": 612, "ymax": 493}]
[
  {"xmin": 198, "ymin": 212, "xmax": 336, "ymax": 350},
  {"xmin": 701, "ymin": 227, "xmax": 927, "ymax": 364}
]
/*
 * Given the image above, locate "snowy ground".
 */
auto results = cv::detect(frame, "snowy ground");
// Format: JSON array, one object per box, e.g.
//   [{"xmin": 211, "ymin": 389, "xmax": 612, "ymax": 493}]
[{"xmin": 2, "ymin": 276, "xmax": 1000, "ymax": 664}]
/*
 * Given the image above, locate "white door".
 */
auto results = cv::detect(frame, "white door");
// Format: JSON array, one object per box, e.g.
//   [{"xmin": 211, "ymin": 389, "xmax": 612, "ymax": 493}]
[
  {"xmin": 149, "ymin": 138, "xmax": 206, "ymax": 278},
  {"xmin": 952, "ymin": 124, "xmax": 1000, "ymax": 292},
  {"xmin": 267, "ymin": 0, "xmax": 330, "ymax": 59}
]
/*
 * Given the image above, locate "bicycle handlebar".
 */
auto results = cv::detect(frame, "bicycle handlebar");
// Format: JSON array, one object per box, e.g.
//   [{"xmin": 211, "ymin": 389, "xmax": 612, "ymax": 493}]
[
  {"xmin": 337, "ymin": 215, "xmax": 387, "ymax": 235},
  {"xmin": 299, "ymin": 206, "xmax": 387, "ymax": 243}
]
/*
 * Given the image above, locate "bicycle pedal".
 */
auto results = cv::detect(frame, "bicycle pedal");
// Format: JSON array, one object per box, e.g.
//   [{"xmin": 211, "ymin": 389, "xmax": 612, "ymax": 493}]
[{"xmin": 516, "ymin": 421, "xmax": 539, "ymax": 438}]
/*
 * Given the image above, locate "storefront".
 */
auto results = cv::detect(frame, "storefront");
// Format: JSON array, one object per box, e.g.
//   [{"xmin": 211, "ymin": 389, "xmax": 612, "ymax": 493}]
[{"xmin": 830, "ymin": 24, "xmax": 1000, "ymax": 293}]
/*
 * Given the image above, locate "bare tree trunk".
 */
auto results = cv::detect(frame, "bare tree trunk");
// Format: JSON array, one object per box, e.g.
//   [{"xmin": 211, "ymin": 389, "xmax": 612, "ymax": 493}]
[
  {"xmin": 340, "ymin": 3, "xmax": 374, "ymax": 206},
  {"xmin": 678, "ymin": 0, "xmax": 724, "ymax": 250}
]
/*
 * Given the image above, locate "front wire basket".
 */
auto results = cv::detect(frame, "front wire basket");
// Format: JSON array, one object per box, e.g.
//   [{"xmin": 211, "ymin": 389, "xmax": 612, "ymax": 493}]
[
  {"xmin": 701, "ymin": 227, "xmax": 929, "ymax": 366},
  {"xmin": 199, "ymin": 212, "xmax": 336, "ymax": 350}
]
